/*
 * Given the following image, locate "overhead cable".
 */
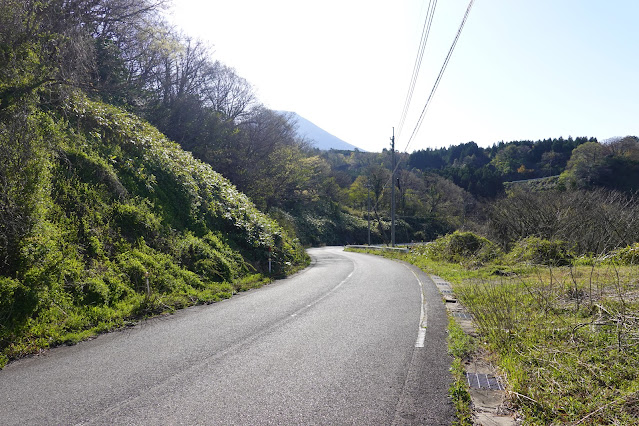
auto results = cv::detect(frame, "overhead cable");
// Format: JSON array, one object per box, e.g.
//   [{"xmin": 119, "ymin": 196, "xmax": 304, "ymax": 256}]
[
  {"xmin": 396, "ymin": 0, "xmax": 438, "ymax": 138},
  {"xmin": 402, "ymin": 0, "xmax": 475, "ymax": 153},
  {"xmin": 371, "ymin": 0, "xmax": 475, "ymax": 217}
]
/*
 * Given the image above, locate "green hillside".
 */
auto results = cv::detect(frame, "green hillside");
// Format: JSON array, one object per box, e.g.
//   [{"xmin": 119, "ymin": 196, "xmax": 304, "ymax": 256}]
[{"xmin": 0, "ymin": 94, "xmax": 307, "ymax": 367}]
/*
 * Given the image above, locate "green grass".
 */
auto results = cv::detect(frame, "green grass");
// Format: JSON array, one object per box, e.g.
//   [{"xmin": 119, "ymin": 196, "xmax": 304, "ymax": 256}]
[{"xmin": 455, "ymin": 264, "xmax": 639, "ymax": 424}]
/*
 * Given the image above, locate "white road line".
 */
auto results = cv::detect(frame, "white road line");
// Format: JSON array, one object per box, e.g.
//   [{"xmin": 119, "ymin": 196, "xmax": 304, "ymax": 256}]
[
  {"xmin": 415, "ymin": 327, "xmax": 427, "ymax": 348},
  {"xmin": 405, "ymin": 266, "xmax": 427, "ymax": 348},
  {"xmin": 290, "ymin": 270, "xmax": 355, "ymax": 318}
]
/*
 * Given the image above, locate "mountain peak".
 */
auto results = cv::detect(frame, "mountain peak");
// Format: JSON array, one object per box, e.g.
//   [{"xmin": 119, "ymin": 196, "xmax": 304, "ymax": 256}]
[{"xmin": 279, "ymin": 111, "xmax": 364, "ymax": 151}]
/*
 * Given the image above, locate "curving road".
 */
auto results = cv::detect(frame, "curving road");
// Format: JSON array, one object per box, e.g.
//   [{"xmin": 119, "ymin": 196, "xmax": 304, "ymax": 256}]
[{"xmin": 0, "ymin": 247, "xmax": 453, "ymax": 425}]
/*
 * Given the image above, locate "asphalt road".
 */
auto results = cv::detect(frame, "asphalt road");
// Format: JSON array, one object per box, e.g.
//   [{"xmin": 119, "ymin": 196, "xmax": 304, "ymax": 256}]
[{"xmin": 0, "ymin": 247, "xmax": 453, "ymax": 425}]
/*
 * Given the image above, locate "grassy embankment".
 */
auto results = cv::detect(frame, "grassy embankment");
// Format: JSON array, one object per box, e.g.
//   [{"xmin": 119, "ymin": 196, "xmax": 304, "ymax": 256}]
[
  {"xmin": 351, "ymin": 233, "xmax": 639, "ymax": 425},
  {"xmin": 0, "ymin": 95, "xmax": 309, "ymax": 368}
]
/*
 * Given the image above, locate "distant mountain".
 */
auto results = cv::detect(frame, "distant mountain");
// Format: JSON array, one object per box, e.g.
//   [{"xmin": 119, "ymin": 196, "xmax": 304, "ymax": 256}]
[{"xmin": 279, "ymin": 111, "xmax": 364, "ymax": 151}]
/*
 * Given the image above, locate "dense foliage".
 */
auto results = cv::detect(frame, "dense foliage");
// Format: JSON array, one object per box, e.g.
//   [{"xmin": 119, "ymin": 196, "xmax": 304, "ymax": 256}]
[
  {"xmin": 408, "ymin": 138, "xmax": 594, "ymax": 197},
  {"xmin": 0, "ymin": 92, "xmax": 308, "ymax": 366},
  {"xmin": 0, "ymin": 0, "xmax": 313, "ymax": 364}
]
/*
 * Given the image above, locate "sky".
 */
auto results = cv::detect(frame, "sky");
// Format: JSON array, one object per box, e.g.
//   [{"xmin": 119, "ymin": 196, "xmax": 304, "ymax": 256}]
[{"xmin": 167, "ymin": 1, "xmax": 639, "ymax": 153}]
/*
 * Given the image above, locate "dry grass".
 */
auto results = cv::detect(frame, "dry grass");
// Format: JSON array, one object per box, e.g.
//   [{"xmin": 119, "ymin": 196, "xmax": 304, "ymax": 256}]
[{"xmin": 455, "ymin": 263, "xmax": 639, "ymax": 424}]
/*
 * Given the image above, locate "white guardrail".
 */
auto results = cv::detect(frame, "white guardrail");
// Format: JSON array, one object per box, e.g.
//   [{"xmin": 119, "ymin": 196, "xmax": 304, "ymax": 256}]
[{"xmin": 344, "ymin": 245, "xmax": 410, "ymax": 253}]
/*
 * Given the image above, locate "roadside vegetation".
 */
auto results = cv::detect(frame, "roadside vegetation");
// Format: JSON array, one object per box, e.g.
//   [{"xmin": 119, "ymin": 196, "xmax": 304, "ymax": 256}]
[
  {"xmin": 455, "ymin": 260, "xmax": 639, "ymax": 424},
  {"xmin": 0, "ymin": 92, "xmax": 308, "ymax": 368},
  {"xmin": 356, "ymin": 227, "xmax": 639, "ymax": 424},
  {"xmin": 447, "ymin": 317, "xmax": 475, "ymax": 426},
  {"xmin": 353, "ymin": 180, "xmax": 639, "ymax": 424}
]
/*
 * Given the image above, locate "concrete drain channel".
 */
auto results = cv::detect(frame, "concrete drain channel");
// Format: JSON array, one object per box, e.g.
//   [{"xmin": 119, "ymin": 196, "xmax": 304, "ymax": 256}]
[{"xmin": 430, "ymin": 274, "xmax": 516, "ymax": 425}]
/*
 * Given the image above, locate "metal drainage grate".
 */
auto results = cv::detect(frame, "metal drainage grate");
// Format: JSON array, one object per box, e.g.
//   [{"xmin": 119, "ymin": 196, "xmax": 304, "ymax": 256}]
[
  {"xmin": 466, "ymin": 373, "xmax": 505, "ymax": 391},
  {"xmin": 452, "ymin": 311, "xmax": 473, "ymax": 320},
  {"xmin": 440, "ymin": 289, "xmax": 453, "ymax": 294}
]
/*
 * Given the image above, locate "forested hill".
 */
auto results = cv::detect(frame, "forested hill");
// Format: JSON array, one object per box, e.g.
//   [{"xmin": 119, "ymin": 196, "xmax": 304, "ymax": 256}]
[
  {"xmin": 0, "ymin": 91, "xmax": 308, "ymax": 366},
  {"xmin": 407, "ymin": 137, "xmax": 639, "ymax": 197},
  {"xmin": 408, "ymin": 137, "xmax": 594, "ymax": 197}
]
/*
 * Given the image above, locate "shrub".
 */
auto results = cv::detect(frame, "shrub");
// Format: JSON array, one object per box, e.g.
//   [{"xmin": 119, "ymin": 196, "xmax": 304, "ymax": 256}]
[
  {"xmin": 426, "ymin": 231, "xmax": 501, "ymax": 264},
  {"xmin": 173, "ymin": 232, "xmax": 246, "ymax": 282},
  {"xmin": 603, "ymin": 243, "xmax": 639, "ymax": 265},
  {"xmin": 0, "ymin": 277, "xmax": 38, "ymax": 334},
  {"xmin": 507, "ymin": 236, "xmax": 574, "ymax": 266},
  {"xmin": 116, "ymin": 245, "xmax": 205, "ymax": 294},
  {"xmin": 0, "ymin": 95, "xmax": 310, "ymax": 366},
  {"xmin": 111, "ymin": 200, "xmax": 162, "ymax": 243}
]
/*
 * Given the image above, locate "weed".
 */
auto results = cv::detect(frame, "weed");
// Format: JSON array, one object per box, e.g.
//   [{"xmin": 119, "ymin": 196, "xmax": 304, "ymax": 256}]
[
  {"xmin": 447, "ymin": 318, "xmax": 474, "ymax": 425},
  {"xmin": 449, "ymin": 357, "xmax": 473, "ymax": 426},
  {"xmin": 454, "ymin": 264, "xmax": 639, "ymax": 424},
  {"xmin": 507, "ymin": 236, "xmax": 574, "ymax": 266},
  {"xmin": 448, "ymin": 316, "xmax": 476, "ymax": 359},
  {"xmin": 425, "ymin": 231, "xmax": 502, "ymax": 265}
]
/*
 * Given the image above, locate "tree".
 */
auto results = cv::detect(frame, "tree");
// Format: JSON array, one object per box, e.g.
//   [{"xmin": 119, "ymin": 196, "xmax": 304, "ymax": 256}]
[
  {"xmin": 560, "ymin": 142, "xmax": 609, "ymax": 189},
  {"xmin": 487, "ymin": 188, "xmax": 639, "ymax": 253},
  {"xmin": 204, "ymin": 63, "xmax": 256, "ymax": 122},
  {"xmin": 607, "ymin": 136, "xmax": 639, "ymax": 161},
  {"xmin": 366, "ymin": 165, "xmax": 390, "ymax": 211},
  {"xmin": 348, "ymin": 175, "xmax": 369, "ymax": 210},
  {"xmin": 0, "ymin": 0, "xmax": 170, "ymax": 110},
  {"xmin": 396, "ymin": 169, "xmax": 425, "ymax": 216},
  {"xmin": 539, "ymin": 150, "xmax": 564, "ymax": 176},
  {"xmin": 490, "ymin": 144, "xmax": 531, "ymax": 176},
  {"xmin": 423, "ymin": 173, "xmax": 472, "ymax": 224},
  {"xmin": 408, "ymin": 148, "xmax": 445, "ymax": 170}
]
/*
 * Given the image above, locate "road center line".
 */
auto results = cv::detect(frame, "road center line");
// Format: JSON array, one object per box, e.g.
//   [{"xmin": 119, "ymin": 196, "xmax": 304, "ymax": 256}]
[{"xmin": 290, "ymin": 269, "xmax": 355, "ymax": 318}]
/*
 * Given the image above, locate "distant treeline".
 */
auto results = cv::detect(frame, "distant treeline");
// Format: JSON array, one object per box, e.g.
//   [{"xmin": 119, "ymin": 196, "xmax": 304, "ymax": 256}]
[{"xmin": 408, "ymin": 137, "xmax": 597, "ymax": 197}]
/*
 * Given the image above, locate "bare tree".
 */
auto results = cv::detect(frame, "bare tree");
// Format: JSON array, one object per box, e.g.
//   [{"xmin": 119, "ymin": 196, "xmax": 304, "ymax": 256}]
[
  {"xmin": 487, "ymin": 188, "xmax": 639, "ymax": 254},
  {"xmin": 0, "ymin": 0, "xmax": 170, "ymax": 109},
  {"xmin": 205, "ymin": 63, "xmax": 256, "ymax": 122},
  {"xmin": 606, "ymin": 136, "xmax": 639, "ymax": 160}
]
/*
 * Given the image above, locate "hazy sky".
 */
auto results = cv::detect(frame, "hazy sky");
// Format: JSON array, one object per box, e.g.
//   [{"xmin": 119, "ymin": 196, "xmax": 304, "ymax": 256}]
[{"xmin": 167, "ymin": 1, "xmax": 639, "ymax": 153}]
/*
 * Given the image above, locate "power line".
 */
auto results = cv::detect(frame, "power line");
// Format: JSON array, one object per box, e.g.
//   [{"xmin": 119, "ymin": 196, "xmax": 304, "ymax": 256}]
[
  {"xmin": 369, "ymin": 0, "xmax": 475, "ymax": 236},
  {"xmin": 370, "ymin": 0, "xmax": 439, "ymax": 223},
  {"xmin": 402, "ymin": 0, "xmax": 475, "ymax": 153},
  {"xmin": 396, "ymin": 0, "xmax": 438, "ymax": 138}
]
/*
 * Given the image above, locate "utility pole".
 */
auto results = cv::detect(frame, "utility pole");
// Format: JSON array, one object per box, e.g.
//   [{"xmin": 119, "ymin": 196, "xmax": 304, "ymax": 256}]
[
  {"xmin": 367, "ymin": 184, "xmax": 371, "ymax": 246},
  {"xmin": 390, "ymin": 128, "xmax": 396, "ymax": 247}
]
